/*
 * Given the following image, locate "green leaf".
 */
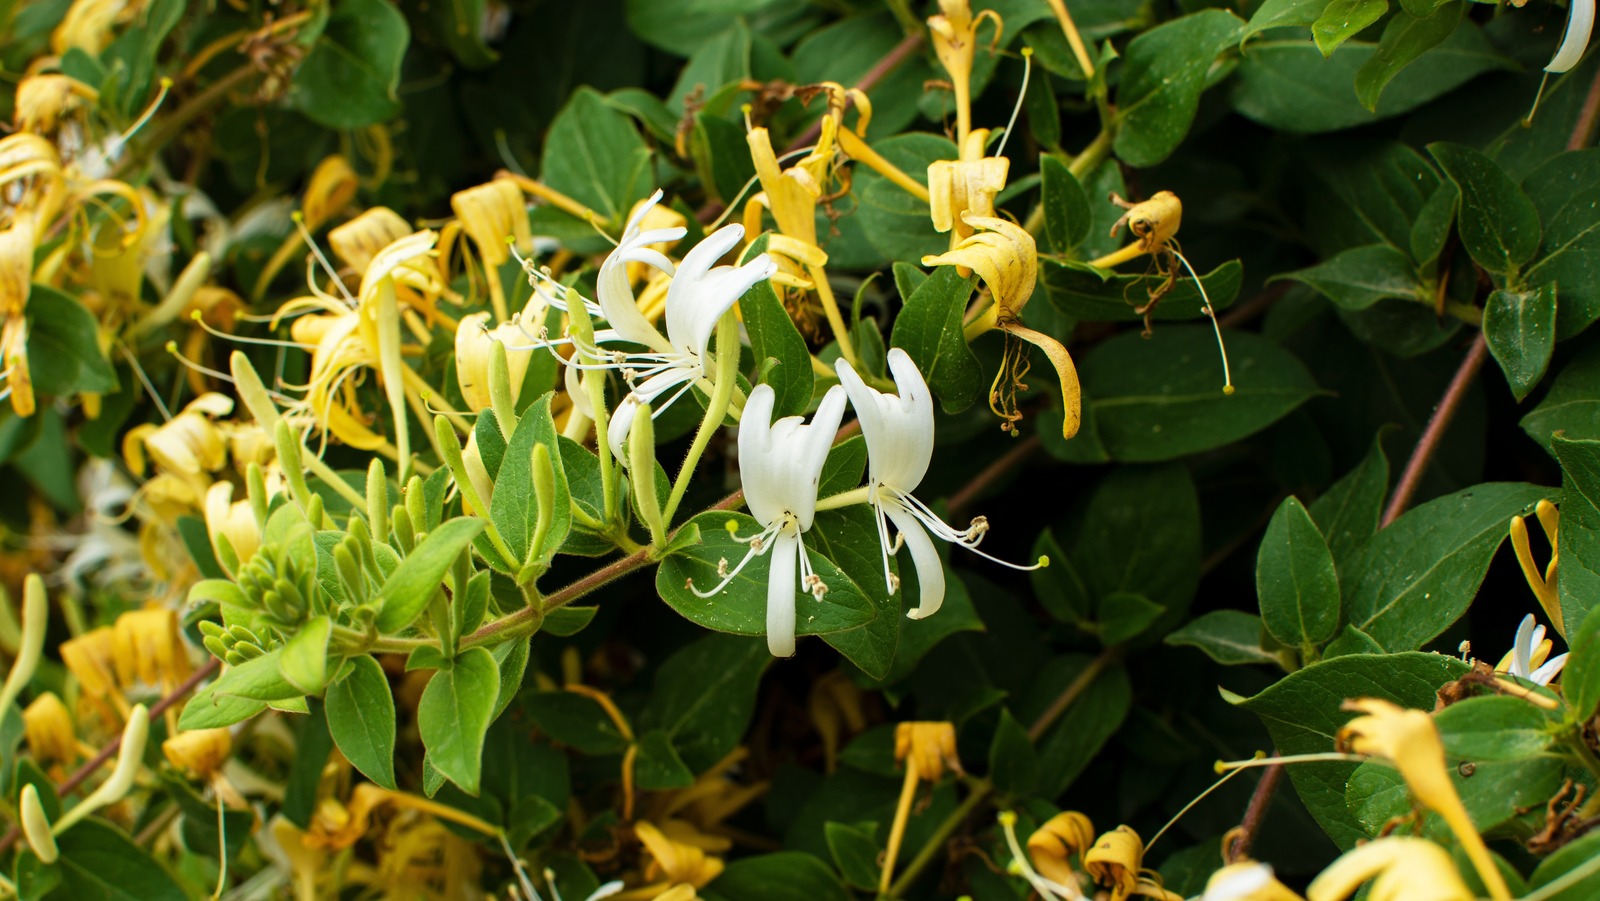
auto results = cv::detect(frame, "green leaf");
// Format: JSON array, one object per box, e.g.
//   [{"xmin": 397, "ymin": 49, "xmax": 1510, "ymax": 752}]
[
  {"xmin": 637, "ymin": 634, "xmax": 769, "ymax": 772},
  {"xmin": 656, "ymin": 512, "xmax": 877, "ymax": 640},
  {"xmin": 1411, "ymin": 181, "xmax": 1459, "ymax": 268},
  {"xmin": 1309, "ymin": 431, "xmax": 1390, "ymax": 568},
  {"xmin": 704, "ymin": 852, "xmax": 852, "ymax": 901},
  {"xmin": 633, "ymin": 730, "xmax": 694, "ymax": 790},
  {"xmin": 418, "ymin": 647, "xmax": 500, "ymax": 795},
  {"xmin": 812, "ymin": 506, "xmax": 900, "ymax": 679},
  {"xmin": 278, "ymin": 615, "xmax": 331, "ymax": 695},
  {"xmin": 1428, "ymin": 142, "xmax": 1542, "ymax": 276},
  {"xmin": 624, "ymin": 0, "xmax": 789, "ymax": 57},
  {"xmin": 1022, "ymin": 656, "xmax": 1132, "ymax": 797},
  {"xmin": 1077, "ymin": 327, "xmax": 1320, "ymax": 462},
  {"xmin": 374, "ymin": 517, "xmax": 486, "ymax": 634},
  {"xmin": 1523, "ymin": 149, "xmax": 1600, "ymax": 339},
  {"xmin": 1528, "ymin": 828, "xmax": 1600, "ymax": 900},
  {"xmin": 1114, "ymin": 10, "xmax": 1245, "ymax": 167},
  {"xmin": 1343, "ymin": 482, "xmax": 1550, "ymax": 651},
  {"xmin": 1571, "ymin": 610, "xmax": 1600, "ymax": 736},
  {"xmin": 1434, "ymin": 695, "xmax": 1555, "ymax": 760},
  {"xmin": 290, "ymin": 0, "xmax": 408, "ymax": 128},
  {"xmin": 1233, "ymin": 651, "xmax": 1468, "ymax": 848},
  {"xmin": 491, "ymin": 395, "xmax": 570, "ymax": 571},
  {"xmin": 1031, "ymin": 529, "xmax": 1092, "ymax": 624},
  {"xmin": 42, "ymin": 819, "xmax": 185, "ymax": 901},
  {"xmin": 1243, "ymin": 0, "xmax": 1334, "ymax": 41},
  {"xmin": 1257, "ymin": 497, "xmax": 1341, "ymax": 648},
  {"xmin": 824, "ymin": 822, "xmax": 882, "ymax": 891},
  {"xmin": 26, "ymin": 286, "xmax": 118, "ymax": 397},
  {"xmin": 889, "ymin": 264, "xmax": 982, "ymax": 413},
  {"xmin": 1165, "ymin": 610, "xmax": 1279, "ymax": 665},
  {"xmin": 525, "ymin": 691, "xmax": 629, "ymax": 754},
  {"xmin": 1522, "ymin": 342, "xmax": 1600, "ymax": 451},
  {"xmin": 1312, "ymin": 0, "xmax": 1388, "ymax": 57},
  {"xmin": 1278, "ymin": 244, "xmax": 1425, "ymax": 310},
  {"xmin": 325, "ymin": 655, "xmax": 397, "ymax": 790},
  {"xmin": 206, "ymin": 649, "xmax": 303, "ymax": 702},
  {"xmin": 740, "ymin": 236, "xmax": 814, "ymax": 419},
  {"xmin": 1230, "ymin": 24, "xmax": 1510, "ymax": 133},
  {"xmin": 1353, "ymin": 4, "xmax": 1462, "ymax": 111},
  {"xmin": 1554, "ymin": 438, "xmax": 1600, "ymax": 632},
  {"xmin": 1074, "ymin": 464, "xmax": 1201, "ymax": 617},
  {"xmin": 1483, "ymin": 285, "xmax": 1558, "ymax": 401},
  {"xmin": 177, "ymin": 684, "xmax": 266, "ymax": 730},
  {"xmin": 1097, "ymin": 592, "xmax": 1164, "ymax": 645},
  {"xmin": 1041, "ymin": 259, "xmax": 1242, "ymax": 322},
  {"xmin": 988, "ymin": 708, "xmax": 1039, "ymax": 795},
  {"xmin": 541, "ymin": 87, "xmax": 652, "ymax": 227},
  {"xmin": 1040, "ymin": 155, "xmax": 1090, "ymax": 253}
]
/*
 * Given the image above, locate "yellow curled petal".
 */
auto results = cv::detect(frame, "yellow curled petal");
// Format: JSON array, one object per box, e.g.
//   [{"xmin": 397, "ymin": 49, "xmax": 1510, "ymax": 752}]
[
  {"xmin": 163, "ymin": 727, "xmax": 234, "ymax": 779},
  {"xmin": 1026, "ymin": 811, "xmax": 1096, "ymax": 888},
  {"xmin": 921, "ymin": 213, "xmax": 1037, "ymax": 317},
  {"xmin": 1307, "ymin": 837, "xmax": 1472, "ymax": 901},
  {"xmin": 23, "ymin": 692, "xmax": 77, "ymax": 764},
  {"xmin": 1084, "ymin": 825, "xmax": 1145, "ymax": 901},
  {"xmin": 302, "ymin": 155, "xmax": 360, "ymax": 233},
  {"xmin": 451, "ymin": 179, "xmax": 528, "ymax": 268},
  {"xmin": 329, "ymin": 207, "xmax": 413, "ymax": 274},
  {"xmin": 12, "ymin": 74, "xmax": 97, "ymax": 135}
]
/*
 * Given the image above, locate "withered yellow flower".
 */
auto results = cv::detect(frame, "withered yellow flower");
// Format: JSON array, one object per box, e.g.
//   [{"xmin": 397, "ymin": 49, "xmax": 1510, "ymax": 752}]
[
  {"xmin": 1306, "ymin": 836, "xmax": 1474, "ymax": 901},
  {"xmin": 1027, "ymin": 811, "xmax": 1096, "ymax": 889},
  {"xmin": 59, "ymin": 626, "xmax": 122, "ymax": 709},
  {"xmin": 635, "ymin": 820, "xmax": 726, "ymax": 888},
  {"xmin": 112, "ymin": 607, "xmax": 192, "ymax": 690},
  {"xmin": 329, "ymin": 207, "xmax": 414, "ymax": 275},
  {"xmin": 123, "ymin": 393, "xmax": 233, "ymax": 478},
  {"xmin": 0, "ymin": 218, "xmax": 37, "ymax": 416},
  {"xmin": 1084, "ymin": 826, "xmax": 1145, "ymax": 901},
  {"xmin": 12, "ymin": 74, "xmax": 99, "ymax": 135},
  {"xmin": 928, "ymin": 130, "xmax": 1008, "ymax": 249},
  {"xmin": 452, "ymin": 179, "xmax": 530, "ymax": 321},
  {"xmin": 895, "ymin": 721, "xmax": 962, "ymax": 782},
  {"xmin": 301, "ymin": 155, "xmax": 359, "ymax": 233},
  {"xmin": 51, "ymin": 0, "xmax": 133, "ymax": 55},
  {"xmin": 1336, "ymin": 699, "xmax": 1509, "ymax": 900}
]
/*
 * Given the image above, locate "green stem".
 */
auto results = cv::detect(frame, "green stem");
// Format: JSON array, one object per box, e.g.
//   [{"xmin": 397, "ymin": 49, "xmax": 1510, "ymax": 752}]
[
  {"xmin": 122, "ymin": 66, "xmax": 259, "ymax": 176},
  {"xmin": 883, "ymin": 0, "xmax": 923, "ymax": 35},
  {"xmin": 814, "ymin": 485, "xmax": 871, "ymax": 512},
  {"xmin": 661, "ymin": 313, "xmax": 740, "ymax": 530}
]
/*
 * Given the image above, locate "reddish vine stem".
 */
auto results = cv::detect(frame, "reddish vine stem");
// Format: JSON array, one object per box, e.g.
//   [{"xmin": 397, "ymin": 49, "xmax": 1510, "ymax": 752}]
[
  {"xmin": 1380, "ymin": 333, "xmax": 1489, "ymax": 527},
  {"xmin": 1227, "ymin": 761, "xmax": 1284, "ymax": 861},
  {"xmin": 783, "ymin": 32, "xmax": 926, "ymax": 154},
  {"xmin": 1567, "ymin": 63, "xmax": 1600, "ymax": 151},
  {"xmin": 0, "ymin": 658, "xmax": 220, "ymax": 855}
]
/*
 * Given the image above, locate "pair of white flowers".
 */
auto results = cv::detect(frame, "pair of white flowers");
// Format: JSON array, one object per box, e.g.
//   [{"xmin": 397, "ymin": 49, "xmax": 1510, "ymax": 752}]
[{"xmin": 702, "ymin": 349, "xmax": 1035, "ymax": 657}]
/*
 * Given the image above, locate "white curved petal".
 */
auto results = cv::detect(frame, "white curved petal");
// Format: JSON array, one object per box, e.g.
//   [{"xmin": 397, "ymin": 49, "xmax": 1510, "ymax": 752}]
[
  {"xmin": 792, "ymin": 385, "xmax": 849, "ymax": 531},
  {"xmin": 767, "ymin": 531, "xmax": 799, "ymax": 657},
  {"xmin": 835, "ymin": 349, "xmax": 934, "ymax": 494},
  {"xmin": 1548, "ymin": 0, "xmax": 1595, "ymax": 73},
  {"xmin": 1532, "ymin": 653, "xmax": 1570, "ymax": 686},
  {"xmin": 667, "ymin": 254, "xmax": 777, "ymax": 362},
  {"xmin": 886, "ymin": 503, "xmax": 944, "ymax": 620},
  {"xmin": 607, "ymin": 395, "xmax": 642, "ymax": 464},
  {"xmin": 1512, "ymin": 613, "xmax": 1537, "ymax": 678},
  {"xmin": 738, "ymin": 385, "xmax": 783, "ymax": 525},
  {"xmin": 1203, "ymin": 863, "xmax": 1275, "ymax": 901},
  {"xmin": 737, "ymin": 384, "xmax": 846, "ymax": 532}
]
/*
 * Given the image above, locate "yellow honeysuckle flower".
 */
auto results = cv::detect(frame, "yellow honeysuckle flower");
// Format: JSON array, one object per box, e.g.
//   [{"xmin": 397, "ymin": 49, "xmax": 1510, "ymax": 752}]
[
  {"xmin": 123, "ymin": 393, "xmax": 233, "ymax": 478},
  {"xmin": 928, "ymin": 133, "xmax": 1010, "ymax": 249},
  {"xmin": 51, "ymin": 0, "xmax": 134, "ymax": 55},
  {"xmin": 1085, "ymin": 826, "xmax": 1145, "ymax": 901},
  {"xmin": 452, "ymin": 178, "xmax": 530, "ymax": 321},
  {"xmin": 205, "ymin": 481, "xmax": 260, "ymax": 569},
  {"xmin": 1306, "ymin": 836, "xmax": 1474, "ymax": 901},
  {"xmin": 304, "ymin": 782, "xmax": 501, "ymax": 852},
  {"xmin": 23, "ymin": 692, "xmax": 79, "ymax": 765},
  {"xmin": 639, "ymin": 747, "xmax": 767, "ymax": 839},
  {"xmin": 454, "ymin": 310, "xmax": 534, "ymax": 413},
  {"xmin": 1027, "ymin": 811, "xmax": 1096, "ymax": 889},
  {"xmin": 268, "ymin": 816, "xmax": 326, "ymax": 901},
  {"xmin": 112, "ymin": 606, "xmax": 192, "ymax": 691},
  {"xmin": 301, "ymin": 155, "xmax": 359, "ymax": 233},
  {"xmin": 927, "ymin": 0, "xmax": 1002, "ymax": 149},
  {"xmin": 162, "ymin": 727, "xmax": 233, "ymax": 779},
  {"xmin": 59, "ymin": 626, "xmax": 123, "ymax": 710},
  {"xmin": 1203, "ymin": 861, "xmax": 1305, "ymax": 901},
  {"xmin": 0, "ymin": 218, "xmax": 37, "ymax": 416},
  {"xmin": 1510, "ymin": 500, "xmax": 1561, "ymax": 633},
  {"xmin": 924, "ymin": 213, "xmax": 1081, "ymax": 439},
  {"xmin": 1335, "ymin": 698, "xmax": 1510, "ymax": 900},
  {"xmin": 285, "ymin": 311, "xmax": 391, "ymax": 452},
  {"xmin": 635, "ymin": 820, "xmax": 726, "ymax": 887},
  {"xmin": 329, "ymin": 207, "xmax": 415, "ymax": 276},
  {"xmin": 896, "ymin": 721, "xmax": 962, "ymax": 782},
  {"xmin": 12, "ymin": 74, "xmax": 99, "ymax": 136}
]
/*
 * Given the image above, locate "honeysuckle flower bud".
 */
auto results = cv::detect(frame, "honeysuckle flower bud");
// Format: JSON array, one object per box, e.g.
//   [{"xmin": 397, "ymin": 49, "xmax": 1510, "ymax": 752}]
[
  {"xmin": 1335, "ymin": 698, "xmax": 1510, "ymax": 900},
  {"xmin": 0, "ymin": 574, "xmax": 48, "ymax": 718},
  {"xmin": 206, "ymin": 481, "xmax": 260, "ymax": 570},
  {"xmin": 24, "ymin": 692, "xmax": 77, "ymax": 765},
  {"xmin": 1027, "ymin": 812, "xmax": 1096, "ymax": 889},
  {"xmin": 835, "ymin": 349, "xmax": 1045, "ymax": 620},
  {"xmin": 1306, "ymin": 836, "xmax": 1474, "ymax": 901},
  {"xmin": 301, "ymin": 155, "xmax": 359, "ymax": 233},
  {"xmin": 1204, "ymin": 862, "xmax": 1305, "ymax": 901},
  {"xmin": 163, "ymin": 727, "xmax": 233, "ymax": 779},
  {"xmin": 1494, "ymin": 613, "xmax": 1568, "ymax": 685},
  {"xmin": 55, "ymin": 703, "xmax": 149, "ymax": 834},
  {"xmin": 1547, "ymin": 0, "xmax": 1594, "ymax": 72},
  {"xmin": 693, "ymin": 384, "xmax": 848, "ymax": 657},
  {"xmin": 455, "ymin": 311, "xmax": 534, "ymax": 413},
  {"xmin": 20, "ymin": 784, "xmax": 58, "ymax": 864}
]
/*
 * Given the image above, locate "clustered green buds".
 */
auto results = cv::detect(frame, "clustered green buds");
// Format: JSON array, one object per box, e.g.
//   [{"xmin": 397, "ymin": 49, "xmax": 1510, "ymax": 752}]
[
  {"xmin": 197, "ymin": 621, "xmax": 280, "ymax": 666},
  {"xmin": 234, "ymin": 547, "xmax": 317, "ymax": 627}
]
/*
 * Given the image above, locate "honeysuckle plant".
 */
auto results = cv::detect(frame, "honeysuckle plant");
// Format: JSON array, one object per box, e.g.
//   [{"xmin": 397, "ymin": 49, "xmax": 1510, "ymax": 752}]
[{"xmin": 1, "ymin": 0, "xmax": 1599, "ymax": 899}]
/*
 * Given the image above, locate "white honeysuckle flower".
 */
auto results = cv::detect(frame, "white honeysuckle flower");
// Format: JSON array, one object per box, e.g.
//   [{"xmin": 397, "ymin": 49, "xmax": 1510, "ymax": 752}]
[
  {"xmin": 1548, "ymin": 0, "xmax": 1595, "ymax": 72},
  {"xmin": 692, "ymin": 383, "xmax": 848, "ymax": 657},
  {"xmin": 1501, "ymin": 613, "xmax": 1569, "ymax": 685},
  {"xmin": 835, "ymin": 348, "xmax": 1043, "ymax": 621}
]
